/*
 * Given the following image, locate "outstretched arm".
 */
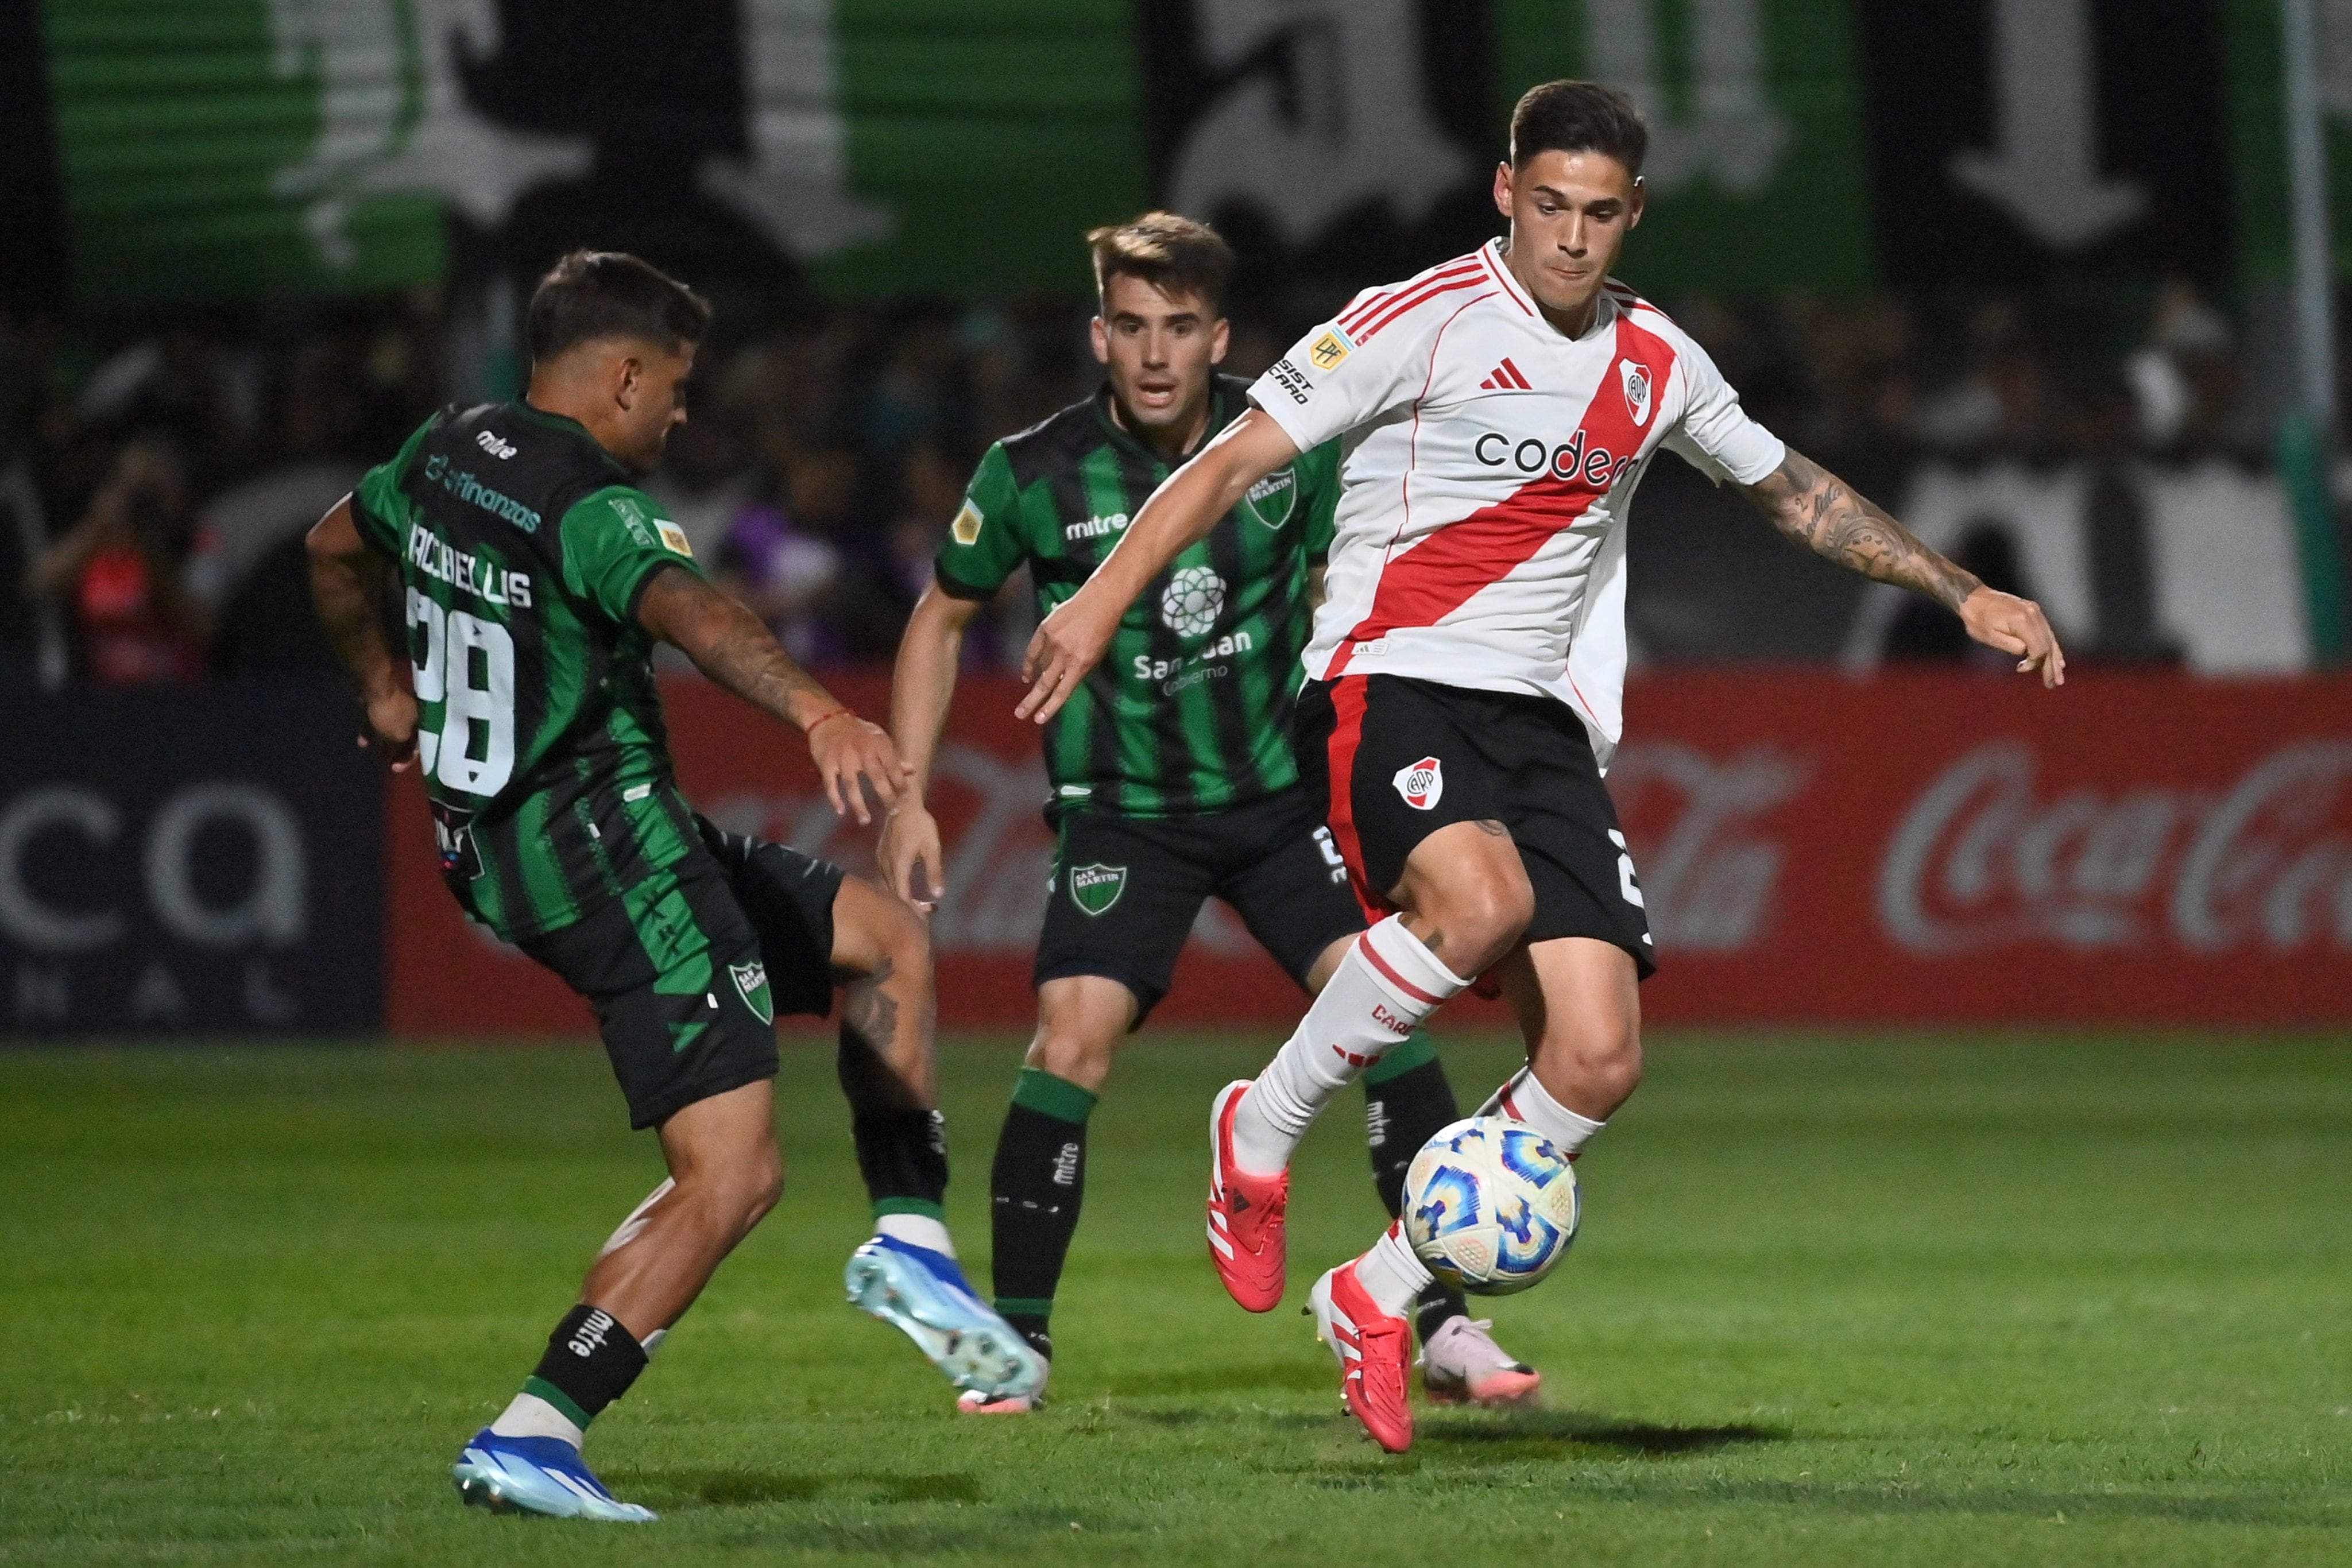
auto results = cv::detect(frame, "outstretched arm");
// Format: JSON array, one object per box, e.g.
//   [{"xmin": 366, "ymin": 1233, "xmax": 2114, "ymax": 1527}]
[
  {"xmin": 306, "ymin": 496, "xmax": 419, "ymax": 768},
  {"xmin": 636, "ymin": 566, "xmax": 914, "ymax": 824},
  {"xmin": 1018, "ymin": 407, "xmax": 1301, "ymax": 722},
  {"xmin": 877, "ymin": 583, "xmax": 984, "ymax": 909},
  {"xmin": 1739, "ymin": 447, "xmax": 2066, "ymax": 687}
]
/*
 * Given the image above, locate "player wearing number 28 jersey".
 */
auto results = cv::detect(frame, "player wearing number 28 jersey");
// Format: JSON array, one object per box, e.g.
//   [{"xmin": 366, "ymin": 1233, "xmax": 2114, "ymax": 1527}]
[
  {"xmin": 309, "ymin": 251, "xmax": 1042, "ymax": 1523},
  {"xmin": 1019, "ymin": 82, "xmax": 2065, "ymax": 1454}
]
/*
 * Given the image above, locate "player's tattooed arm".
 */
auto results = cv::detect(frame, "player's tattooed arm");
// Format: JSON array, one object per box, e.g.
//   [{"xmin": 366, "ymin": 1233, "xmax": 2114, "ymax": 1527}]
[
  {"xmin": 1740, "ymin": 448, "xmax": 2066, "ymax": 686},
  {"xmin": 305, "ymin": 495, "xmax": 418, "ymax": 768},
  {"xmin": 638, "ymin": 566, "xmax": 915, "ymax": 822},
  {"xmin": 1743, "ymin": 449, "xmax": 1979, "ymax": 612}
]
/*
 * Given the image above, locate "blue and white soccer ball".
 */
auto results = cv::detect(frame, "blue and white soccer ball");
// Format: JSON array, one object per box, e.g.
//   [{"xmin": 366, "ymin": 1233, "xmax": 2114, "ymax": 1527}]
[{"xmin": 1401, "ymin": 1116, "xmax": 1580, "ymax": 1295}]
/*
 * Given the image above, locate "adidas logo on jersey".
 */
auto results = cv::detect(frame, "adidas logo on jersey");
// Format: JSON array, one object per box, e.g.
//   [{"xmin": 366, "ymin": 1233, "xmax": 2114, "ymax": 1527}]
[{"xmin": 1479, "ymin": 358, "xmax": 1533, "ymax": 392}]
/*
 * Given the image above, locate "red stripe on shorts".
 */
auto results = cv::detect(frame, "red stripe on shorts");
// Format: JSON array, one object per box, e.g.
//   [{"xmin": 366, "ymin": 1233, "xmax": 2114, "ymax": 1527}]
[{"xmin": 1322, "ymin": 676, "xmax": 1387, "ymax": 923}]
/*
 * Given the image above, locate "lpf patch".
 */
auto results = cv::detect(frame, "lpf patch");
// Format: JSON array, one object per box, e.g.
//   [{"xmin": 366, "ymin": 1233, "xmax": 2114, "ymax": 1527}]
[
  {"xmin": 729, "ymin": 958, "xmax": 774, "ymax": 1025},
  {"xmin": 1620, "ymin": 359, "xmax": 1653, "ymax": 427},
  {"xmin": 1244, "ymin": 466, "xmax": 1297, "ymax": 529},
  {"xmin": 656, "ymin": 519, "xmax": 694, "ymax": 557},
  {"xmin": 1068, "ymin": 862, "xmax": 1128, "ymax": 916},
  {"xmin": 1309, "ymin": 330, "xmax": 1352, "ymax": 371},
  {"xmin": 950, "ymin": 498, "xmax": 984, "ymax": 545},
  {"xmin": 1392, "ymin": 756, "xmax": 1444, "ymax": 811}
]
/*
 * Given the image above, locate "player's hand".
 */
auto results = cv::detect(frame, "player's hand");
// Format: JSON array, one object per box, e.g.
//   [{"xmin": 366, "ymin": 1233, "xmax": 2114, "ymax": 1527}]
[
  {"xmin": 879, "ymin": 800, "xmax": 946, "ymax": 914},
  {"xmin": 1018, "ymin": 590, "xmax": 1120, "ymax": 724},
  {"xmin": 809, "ymin": 714, "xmax": 915, "ymax": 826},
  {"xmin": 1959, "ymin": 586, "xmax": 2066, "ymax": 688},
  {"xmin": 361, "ymin": 687, "xmax": 419, "ymax": 771}
]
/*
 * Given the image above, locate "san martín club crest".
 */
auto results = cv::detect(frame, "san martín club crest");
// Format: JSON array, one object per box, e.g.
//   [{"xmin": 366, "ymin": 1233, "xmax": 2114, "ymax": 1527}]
[{"xmin": 1068, "ymin": 863, "xmax": 1128, "ymax": 916}]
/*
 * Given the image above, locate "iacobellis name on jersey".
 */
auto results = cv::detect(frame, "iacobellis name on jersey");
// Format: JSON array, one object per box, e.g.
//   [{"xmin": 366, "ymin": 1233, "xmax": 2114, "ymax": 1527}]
[{"xmin": 407, "ymin": 523, "xmax": 534, "ymax": 609}]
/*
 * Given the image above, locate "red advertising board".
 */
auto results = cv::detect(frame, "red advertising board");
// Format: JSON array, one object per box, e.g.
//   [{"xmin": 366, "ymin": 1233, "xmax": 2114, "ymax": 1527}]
[{"xmin": 386, "ymin": 670, "xmax": 2352, "ymax": 1035}]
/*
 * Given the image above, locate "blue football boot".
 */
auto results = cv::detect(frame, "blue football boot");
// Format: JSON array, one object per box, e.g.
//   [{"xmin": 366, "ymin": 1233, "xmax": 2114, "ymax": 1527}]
[
  {"xmin": 845, "ymin": 1236, "xmax": 1049, "ymax": 1401},
  {"xmin": 451, "ymin": 1428, "xmax": 657, "ymax": 1521}
]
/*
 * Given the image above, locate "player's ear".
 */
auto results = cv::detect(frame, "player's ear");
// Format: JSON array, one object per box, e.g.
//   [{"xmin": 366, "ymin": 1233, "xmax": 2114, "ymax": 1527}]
[
  {"xmin": 1628, "ymin": 175, "xmax": 1646, "ymax": 229},
  {"xmin": 1492, "ymin": 160, "xmax": 1514, "ymax": 220},
  {"xmin": 1089, "ymin": 315, "xmax": 1111, "ymax": 366},
  {"xmin": 1209, "ymin": 316, "xmax": 1230, "ymax": 367},
  {"xmin": 614, "ymin": 353, "xmax": 641, "ymax": 413}
]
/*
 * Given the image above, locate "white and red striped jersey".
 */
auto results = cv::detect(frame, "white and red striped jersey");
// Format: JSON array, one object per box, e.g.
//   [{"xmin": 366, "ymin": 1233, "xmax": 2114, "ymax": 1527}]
[{"xmin": 1249, "ymin": 238, "xmax": 1785, "ymax": 766}]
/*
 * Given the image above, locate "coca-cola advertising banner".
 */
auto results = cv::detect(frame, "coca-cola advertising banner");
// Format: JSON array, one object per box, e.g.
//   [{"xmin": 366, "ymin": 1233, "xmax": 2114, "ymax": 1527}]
[{"xmin": 385, "ymin": 671, "xmax": 2352, "ymax": 1035}]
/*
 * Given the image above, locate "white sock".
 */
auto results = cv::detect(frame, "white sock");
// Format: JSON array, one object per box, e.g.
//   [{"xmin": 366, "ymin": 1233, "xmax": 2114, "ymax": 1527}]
[
  {"xmin": 876, "ymin": 1211, "xmax": 956, "ymax": 1257},
  {"xmin": 1482, "ymin": 1066, "xmax": 1607, "ymax": 1157},
  {"xmin": 640, "ymin": 1328, "xmax": 667, "ymax": 1359},
  {"xmin": 1352, "ymin": 1221, "xmax": 1434, "ymax": 1319},
  {"xmin": 489, "ymin": 1390, "xmax": 585, "ymax": 1450},
  {"xmin": 1232, "ymin": 917, "xmax": 1468, "ymax": 1174}
]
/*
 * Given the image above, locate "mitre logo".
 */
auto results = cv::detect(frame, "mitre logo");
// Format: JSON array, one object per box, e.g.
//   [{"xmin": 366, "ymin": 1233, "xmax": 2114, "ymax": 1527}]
[
  {"xmin": 1620, "ymin": 359, "xmax": 1653, "ymax": 427},
  {"xmin": 1393, "ymin": 756, "xmax": 1444, "ymax": 810}
]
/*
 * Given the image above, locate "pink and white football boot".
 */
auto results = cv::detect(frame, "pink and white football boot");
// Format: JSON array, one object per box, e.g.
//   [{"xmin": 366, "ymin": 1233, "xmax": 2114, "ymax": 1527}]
[
  {"xmin": 1307, "ymin": 1258, "xmax": 1414, "ymax": 1453},
  {"xmin": 1419, "ymin": 1317, "xmax": 1541, "ymax": 1407},
  {"xmin": 1206, "ymin": 1081, "xmax": 1289, "ymax": 1311}
]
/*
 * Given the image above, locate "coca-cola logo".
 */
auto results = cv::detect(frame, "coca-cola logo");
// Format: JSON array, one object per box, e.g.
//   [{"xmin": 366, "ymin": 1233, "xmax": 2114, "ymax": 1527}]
[
  {"xmin": 1608, "ymin": 742, "xmax": 1805, "ymax": 952},
  {"xmin": 1879, "ymin": 740, "xmax": 2352, "ymax": 955}
]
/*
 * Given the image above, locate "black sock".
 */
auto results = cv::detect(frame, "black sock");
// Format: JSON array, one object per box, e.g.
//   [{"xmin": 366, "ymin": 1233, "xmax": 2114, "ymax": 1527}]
[
  {"xmin": 1364, "ymin": 1033, "xmax": 1471, "ymax": 1343},
  {"xmin": 988, "ymin": 1067, "xmax": 1096, "ymax": 1358},
  {"xmin": 837, "ymin": 1027, "xmax": 950, "ymax": 1221},
  {"xmin": 521, "ymin": 1304, "xmax": 648, "ymax": 1432}
]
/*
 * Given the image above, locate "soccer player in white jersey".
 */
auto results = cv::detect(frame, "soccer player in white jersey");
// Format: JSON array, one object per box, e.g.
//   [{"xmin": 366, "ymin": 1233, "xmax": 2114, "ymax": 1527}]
[{"xmin": 1018, "ymin": 80, "xmax": 2064, "ymax": 1453}]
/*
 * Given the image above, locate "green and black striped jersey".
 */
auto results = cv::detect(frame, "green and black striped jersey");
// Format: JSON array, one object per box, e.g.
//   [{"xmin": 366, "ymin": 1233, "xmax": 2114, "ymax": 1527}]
[
  {"xmin": 353, "ymin": 401, "xmax": 708, "ymax": 943},
  {"xmin": 936, "ymin": 376, "xmax": 1339, "ymax": 820}
]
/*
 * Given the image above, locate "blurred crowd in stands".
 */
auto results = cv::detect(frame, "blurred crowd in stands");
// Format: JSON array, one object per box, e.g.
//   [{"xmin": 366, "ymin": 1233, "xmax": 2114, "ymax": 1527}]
[{"xmin": 0, "ymin": 273, "xmax": 2286, "ymax": 690}]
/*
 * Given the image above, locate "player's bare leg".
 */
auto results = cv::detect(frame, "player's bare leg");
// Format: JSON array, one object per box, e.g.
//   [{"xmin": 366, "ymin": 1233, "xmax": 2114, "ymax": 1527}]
[
  {"xmin": 579, "ymin": 1080, "xmax": 784, "ymax": 1340},
  {"xmin": 1489, "ymin": 936, "xmax": 1643, "ymax": 1129}
]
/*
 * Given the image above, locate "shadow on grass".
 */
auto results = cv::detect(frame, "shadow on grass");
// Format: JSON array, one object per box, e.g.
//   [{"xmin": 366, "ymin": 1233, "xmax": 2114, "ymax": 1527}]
[
  {"xmin": 1108, "ymin": 1360, "xmax": 1334, "ymax": 1396},
  {"xmin": 609, "ymin": 1468, "xmax": 982, "ymax": 1507},
  {"xmin": 1420, "ymin": 1408, "xmax": 1789, "ymax": 1457}
]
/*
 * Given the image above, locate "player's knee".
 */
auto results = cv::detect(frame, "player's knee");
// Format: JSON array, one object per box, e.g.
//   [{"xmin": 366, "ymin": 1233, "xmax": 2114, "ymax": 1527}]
[
  {"xmin": 727, "ymin": 1145, "xmax": 786, "ymax": 1233},
  {"xmin": 1438, "ymin": 873, "xmax": 1535, "ymax": 967},
  {"xmin": 1026, "ymin": 1024, "xmax": 1116, "ymax": 1094},
  {"xmin": 1557, "ymin": 1018, "xmax": 1642, "ymax": 1109}
]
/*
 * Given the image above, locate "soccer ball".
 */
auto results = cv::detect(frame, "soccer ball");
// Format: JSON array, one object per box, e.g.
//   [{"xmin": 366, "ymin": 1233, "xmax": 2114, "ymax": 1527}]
[{"xmin": 1401, "ymin": 1116, "xmax": 1579, "ymax": 1295}]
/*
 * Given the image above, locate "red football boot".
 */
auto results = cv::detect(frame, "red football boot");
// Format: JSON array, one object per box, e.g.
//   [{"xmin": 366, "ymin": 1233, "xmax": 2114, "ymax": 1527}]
[
  {"xmin": 1308, "ymin": 1257, "xmax": 1415, "ymax": 1453},
  {"xmin": 1206, "ymin": 1080, "xmax": 1289, "ymax": 1311}
]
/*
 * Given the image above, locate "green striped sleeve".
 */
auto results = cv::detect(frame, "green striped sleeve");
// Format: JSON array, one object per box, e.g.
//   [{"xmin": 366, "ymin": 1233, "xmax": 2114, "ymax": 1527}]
[{"xmin": 935, "ymin": 444, "xmax": 1026, "ymax": 598}]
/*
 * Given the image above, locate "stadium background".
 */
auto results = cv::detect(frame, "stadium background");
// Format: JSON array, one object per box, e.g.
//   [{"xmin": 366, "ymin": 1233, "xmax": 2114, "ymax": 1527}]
[{"xmin": 2, "ymin": 0, "xmax": 2349, "ymax": 1036}]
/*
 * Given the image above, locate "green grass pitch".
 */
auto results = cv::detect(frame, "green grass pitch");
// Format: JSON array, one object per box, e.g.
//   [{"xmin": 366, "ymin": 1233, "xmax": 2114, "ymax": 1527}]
[{"xmin": 2, "ymin": 1033, "xmax": 2347, "ymax": 1565}]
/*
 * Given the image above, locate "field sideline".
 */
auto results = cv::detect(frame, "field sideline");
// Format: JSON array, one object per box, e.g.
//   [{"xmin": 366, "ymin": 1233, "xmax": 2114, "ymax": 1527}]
[{"xmin": 2, "ymin": 1033, "xmax": 2346, "ymax": 1565}]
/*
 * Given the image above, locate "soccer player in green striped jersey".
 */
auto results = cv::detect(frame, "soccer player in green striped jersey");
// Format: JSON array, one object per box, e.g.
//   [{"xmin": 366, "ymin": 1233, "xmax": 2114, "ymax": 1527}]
[
  {"xmin": 306, "ymin": 251, "xmax": 1043, "ymax": 1522},
  {"xmin": 881, "ymin": 215, "xmax": 1539, "ymax": 1411}
]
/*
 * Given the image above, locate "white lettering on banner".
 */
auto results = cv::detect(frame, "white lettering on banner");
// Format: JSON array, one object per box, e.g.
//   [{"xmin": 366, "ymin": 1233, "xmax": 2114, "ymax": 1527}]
[
  {"xmin": 1947, "ymin": 0, "xmax": 2146, "ymax": 249},
  {"xmin": 1879, "ymin": 740, "xmax": 2352, "ymax": 955},
  {"xmin": 146, "ymin": 785, "xmax": 307, "ymax": 947},
  {"xmin": 1608, "ymin": 743, "xmax": 1805, "ymax": 952},
  {"xmin": 1585, "ymin": 0, "xmax": 1788, "ymax": 196},
  {"xmin": 0, "ymin": 784, "xmax": 310, "ymax": 958},
  {"xmin": 1168, "ymin": 0, "xmax": 1472, "ymax": 247},
  {"xmin": 0, "ymin": 788, "xmax": 125, "ymax": 951}
]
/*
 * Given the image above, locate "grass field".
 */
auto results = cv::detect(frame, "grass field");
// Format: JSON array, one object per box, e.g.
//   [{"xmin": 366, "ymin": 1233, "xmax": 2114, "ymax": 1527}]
[{"xmin": 2, "ymin": 1033, "xmax": 2348, "ymax": 1565}]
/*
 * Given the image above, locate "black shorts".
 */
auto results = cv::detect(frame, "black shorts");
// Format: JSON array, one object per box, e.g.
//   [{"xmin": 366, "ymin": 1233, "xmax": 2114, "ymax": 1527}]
[
  {"xmin": 1036, "ymin": 786, "xmax": 1364, "ymax": 1025},
  {"xmin": 518, "ymin": 818, "xmax": 842, "ymax": 1130},
  {"xmin": 1293, "ymin": 674, "xmax": 1655, "ymax": 978}
]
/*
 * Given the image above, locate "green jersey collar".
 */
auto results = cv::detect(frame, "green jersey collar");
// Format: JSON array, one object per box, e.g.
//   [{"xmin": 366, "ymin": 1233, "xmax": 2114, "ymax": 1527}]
[{"xmin": 1092, "ymin": 380, "xmax": 1233, "ymax": 468}]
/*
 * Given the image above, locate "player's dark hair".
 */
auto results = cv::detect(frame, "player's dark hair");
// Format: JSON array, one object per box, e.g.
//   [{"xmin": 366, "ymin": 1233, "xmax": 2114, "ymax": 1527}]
[
  {"xmin": 1509, "ymin": 80, "xmax": 1649, "ymax": 177},
  {"xmin": 525, "ymin": 250, "xmax": 713, "ymax": 364},
  {"xmin": 1086, "ymin": 212, "xmax": 1233, "ymax": 318}
]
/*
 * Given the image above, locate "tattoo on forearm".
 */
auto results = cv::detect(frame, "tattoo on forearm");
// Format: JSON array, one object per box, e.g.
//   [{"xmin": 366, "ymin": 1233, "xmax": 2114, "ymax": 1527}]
[{"xmin": 1750, "ymin": 450, "xmax": 1982, "ymax": 614}]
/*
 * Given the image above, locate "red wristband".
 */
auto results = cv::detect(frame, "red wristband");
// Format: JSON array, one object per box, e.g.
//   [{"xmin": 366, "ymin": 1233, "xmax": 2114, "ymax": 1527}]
[{"xmin": 804, "ymin": 706, "xmax": 854, "ymax": 737}]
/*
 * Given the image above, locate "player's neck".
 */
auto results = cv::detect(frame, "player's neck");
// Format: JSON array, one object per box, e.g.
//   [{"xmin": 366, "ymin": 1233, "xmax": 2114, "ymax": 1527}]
[
  {"xmin": 1498, "ymin": 239, "xmax": 1607, "ymax": 339},
  {"xmin": 1108, "ymin": 386, "xmax": 1213, "ymax": 464}
]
